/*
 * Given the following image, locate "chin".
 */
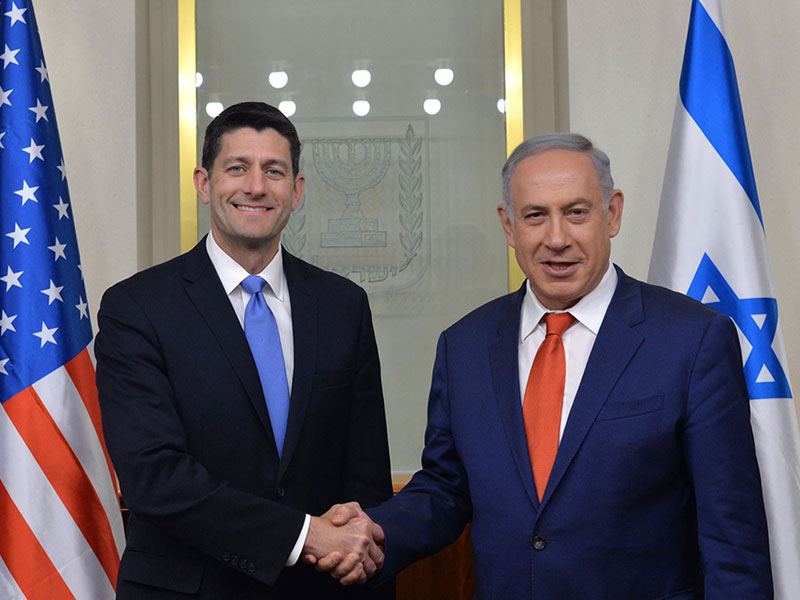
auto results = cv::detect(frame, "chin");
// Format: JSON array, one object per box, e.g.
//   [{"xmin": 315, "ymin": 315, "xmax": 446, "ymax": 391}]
[{"xmin": 538, "ymin": 286, "xmax": 581, "ymax": 308}]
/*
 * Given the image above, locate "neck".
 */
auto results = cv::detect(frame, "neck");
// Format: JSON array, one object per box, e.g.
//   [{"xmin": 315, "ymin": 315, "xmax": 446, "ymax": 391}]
[
  {"xmin": 236, "ymin": 251, "xmax": 277, "ymax": 275},
  {"xmin": 211, "ymin": 230, "xmax": 279, "ymax": 275}
]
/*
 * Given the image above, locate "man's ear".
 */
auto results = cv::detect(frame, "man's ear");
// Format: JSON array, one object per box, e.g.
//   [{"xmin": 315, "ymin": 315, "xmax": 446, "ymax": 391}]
[
  {"xmin": 607, "ymin": 190, "xmax": 624, "ymax": 238},
  {"xmin": 292, "ymin": 174, "xmax": 305, "ymax": 211},
  {"xmin": 194, "ymin": 167, "xmax": 210, "ymax": 205},
  {"xmin": 497, "ymin": 203, "xmax": 516, "ymax": 248}
]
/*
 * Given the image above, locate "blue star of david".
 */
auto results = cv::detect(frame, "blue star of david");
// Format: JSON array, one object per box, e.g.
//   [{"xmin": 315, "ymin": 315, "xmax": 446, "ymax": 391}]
[{"xmin": 687, "ymin": 254, "xmax": 792, "ymax": 400}]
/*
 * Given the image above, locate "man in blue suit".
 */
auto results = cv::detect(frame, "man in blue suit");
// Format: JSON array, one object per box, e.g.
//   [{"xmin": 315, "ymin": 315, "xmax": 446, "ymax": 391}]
[{"xmin": 316, "ymin": 134, "xmax": 772, "ymax": 598}]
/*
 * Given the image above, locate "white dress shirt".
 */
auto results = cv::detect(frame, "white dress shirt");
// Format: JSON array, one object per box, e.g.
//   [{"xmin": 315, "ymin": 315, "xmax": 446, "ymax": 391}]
[
  {"xmin": 205, "ymin": 233, "xmax": 294, "ymax": 391},
  {"xmin": 517, "ymin": 263, "xmax": 618, "ymax": 440},
  {"xmin": 205, "ymin": 232, "xmax": 309, "ymax": 566}
]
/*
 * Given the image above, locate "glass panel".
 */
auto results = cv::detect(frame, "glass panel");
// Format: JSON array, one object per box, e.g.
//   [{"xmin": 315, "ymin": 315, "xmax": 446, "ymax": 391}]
[{"xmin": 196, "ymin": 0, "xmax": 507, "ymax": 471}]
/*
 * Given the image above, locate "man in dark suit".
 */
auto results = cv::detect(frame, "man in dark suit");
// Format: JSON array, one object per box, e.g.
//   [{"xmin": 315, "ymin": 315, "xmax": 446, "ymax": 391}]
[
  {"xmin": 95, "ymin": 102, "xmax": 393, "ymax": 599},
  {"xmin": 318, "ymin": 134, "xmax": 772, "ymax": 598}
]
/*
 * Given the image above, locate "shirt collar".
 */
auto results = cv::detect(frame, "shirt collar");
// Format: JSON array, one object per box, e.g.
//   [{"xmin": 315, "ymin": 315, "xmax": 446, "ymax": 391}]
[
  {"xmin": 520, "ymin": 262, "xmax": 618, "ymax": 342},
  {"xmin": 205, "ymin": 232, "xmax": 287, "ymax": 301}
]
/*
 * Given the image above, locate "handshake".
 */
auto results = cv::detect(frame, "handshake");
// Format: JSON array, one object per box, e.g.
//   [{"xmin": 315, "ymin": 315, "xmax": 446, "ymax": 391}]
[{"xmin": 301, "ymin": 502, "xmax": 385, "ymax": 585}]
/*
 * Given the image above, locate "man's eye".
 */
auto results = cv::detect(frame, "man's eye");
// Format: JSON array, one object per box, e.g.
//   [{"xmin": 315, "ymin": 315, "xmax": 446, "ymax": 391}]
[
  {"xmin": 267, "ymin": 168, "xmax": 282, "ymax": 177},
  {"xmin": 228, "ymin": 166, "xmax": 244, "ymax": 174}
]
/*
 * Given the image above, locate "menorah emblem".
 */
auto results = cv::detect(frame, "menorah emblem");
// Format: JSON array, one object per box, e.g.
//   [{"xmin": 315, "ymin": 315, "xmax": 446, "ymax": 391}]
[{"xmin": 312, "ymin": 138, "xmax": 392, "ymax": 248}]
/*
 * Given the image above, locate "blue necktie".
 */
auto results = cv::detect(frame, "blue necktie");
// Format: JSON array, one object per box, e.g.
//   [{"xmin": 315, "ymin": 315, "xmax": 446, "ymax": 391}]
[{"xmin": 241, "ymin": 275, "xmax": 290, "ymax": 457}]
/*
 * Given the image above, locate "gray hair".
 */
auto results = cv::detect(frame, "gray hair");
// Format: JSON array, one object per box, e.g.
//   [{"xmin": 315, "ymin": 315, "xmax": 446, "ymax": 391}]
[{"xmin": 501, "ymin": 133, "xmax": 614, "ymax": 219}]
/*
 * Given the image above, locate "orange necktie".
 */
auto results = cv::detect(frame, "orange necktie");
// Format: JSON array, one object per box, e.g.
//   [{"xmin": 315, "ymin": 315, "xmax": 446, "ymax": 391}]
[{"xmin": 523, "ymin": 312, "xmax": 575, "ymax": 501}]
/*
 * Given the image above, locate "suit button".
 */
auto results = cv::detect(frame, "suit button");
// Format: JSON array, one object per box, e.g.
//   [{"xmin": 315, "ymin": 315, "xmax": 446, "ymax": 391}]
[
  {"xmin": 239, "ymin": 559, "xmax": 248, "ymax": 570},
  {"xmin": 231, "ymin": 555, "xmax": 239, "ymax": 566},
  {"xmin": 533, "ymin": 536, "xmax": 546, "ymax": 551},
  {"xmin": 276, "ymin": 486, "xmax": 285, "ymax": 498},
  {"xmin": 248, "ymin": 564, "xmax": 256, "ymax": 573},
  {"xmin": 222, "ymin": 554, "xmax": 230, "ymax": 562}
]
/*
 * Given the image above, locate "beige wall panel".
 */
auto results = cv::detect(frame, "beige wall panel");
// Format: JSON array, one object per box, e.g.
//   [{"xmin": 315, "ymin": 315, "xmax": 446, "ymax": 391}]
[{"xmin": 35, "ymin": 0, "xmax": 140, "ymax": 329}]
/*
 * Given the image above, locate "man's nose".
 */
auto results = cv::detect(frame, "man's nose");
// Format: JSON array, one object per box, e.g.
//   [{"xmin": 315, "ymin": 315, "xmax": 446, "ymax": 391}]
[
  {"xmin": 545, "ymin": 217, "xmax": 569, "ymax": 249},
  {"xmin": 242, "ymin": 170, "xmax": 267, "ymax": 195}
]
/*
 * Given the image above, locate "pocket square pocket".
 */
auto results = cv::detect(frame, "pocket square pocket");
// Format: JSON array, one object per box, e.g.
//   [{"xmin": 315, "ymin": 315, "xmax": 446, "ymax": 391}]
[{"xmin": 595, "ymin": 394, "xmax": 664, "ymax": 421}]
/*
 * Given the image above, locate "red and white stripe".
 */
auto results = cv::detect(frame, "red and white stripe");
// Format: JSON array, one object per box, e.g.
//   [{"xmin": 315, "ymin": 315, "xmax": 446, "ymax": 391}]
[{"xmin": 0, "ymin": 348, "xmax": 124, "ymax": 599}]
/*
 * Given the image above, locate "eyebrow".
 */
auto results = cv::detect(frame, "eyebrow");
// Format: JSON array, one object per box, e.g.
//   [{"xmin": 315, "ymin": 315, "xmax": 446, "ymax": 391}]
[
  {"xmin": 220, "ymin": 155, "xmax": 290, "ymax": 169},
  {"xmin": 519, "ymin": 198, "xmax": 592, "ymax": 212},
  {"xmin": 562, "ymin": 198, "xmax": 592, "ymax": 209}
]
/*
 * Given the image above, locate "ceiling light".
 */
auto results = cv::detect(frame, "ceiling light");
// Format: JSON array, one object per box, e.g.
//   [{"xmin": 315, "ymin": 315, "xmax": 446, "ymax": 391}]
[
  {"xmin": 268, "ymin": 70, "xmax": 288, "ymax": 89},
  {"xmin": 352, "ymin": 100, "xmax": 371, "ymax": 116},
  {"xmin": 434, "ymin": 68, "xmax": 454, "ymax": 86},
  {"xmin": 351, "ymin": 69, "xmax": 371, "ymax": 88},
  {"xmin": 205, "ymin": 101, "xmax": 224, "ymax": 118},
  {"xmin": 278, "ymin": 100, "xmax": 296, "ymax": 117},
  {"xmin": 423, "ymin": 98, "xmax": 441, "ymax": 115}
]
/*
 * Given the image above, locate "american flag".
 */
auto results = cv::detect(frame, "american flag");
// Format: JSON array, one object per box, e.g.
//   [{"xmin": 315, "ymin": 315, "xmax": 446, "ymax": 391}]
[{"xmin": 0, "ymin": 1, "xmax": 124, "ymax": 598}]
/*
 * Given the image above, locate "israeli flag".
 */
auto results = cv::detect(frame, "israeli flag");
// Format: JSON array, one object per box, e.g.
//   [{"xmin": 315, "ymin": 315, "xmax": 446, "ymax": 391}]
[{"xmin": 649, "ymin": 1, "xmax": 800, "ymax": 596}]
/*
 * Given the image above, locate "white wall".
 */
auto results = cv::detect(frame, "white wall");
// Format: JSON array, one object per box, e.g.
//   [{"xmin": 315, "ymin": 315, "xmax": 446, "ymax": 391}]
[
  {"xmin": 566, "ymin": 1, "xmax": 800, "ymax": 412},
  {"xmin": 35, "ymin": 0, "xmax": 140, "ymax": 328}
]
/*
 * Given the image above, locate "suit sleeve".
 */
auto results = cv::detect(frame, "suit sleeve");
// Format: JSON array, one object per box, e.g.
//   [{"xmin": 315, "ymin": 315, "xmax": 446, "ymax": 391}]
[
  {"xmin": 344, "ymin": 291, "xmax": 393, "ymax": 506},
  {"xmin": 682, "ymin": 313, "xmax": 773, "ymax": 596},
  {"xmin": 95, "ymin": 283, "xmax": 305, "ymax": 587},
  {"xmin": 368, "ymin": 332, "xmax": 473, "ymax": 578}
]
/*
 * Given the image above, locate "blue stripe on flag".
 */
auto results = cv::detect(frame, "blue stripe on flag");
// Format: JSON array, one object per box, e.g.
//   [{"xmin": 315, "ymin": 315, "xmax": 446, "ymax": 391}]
[
  {"xmin": 1, "ymin": 0, "xmax": 93, "ymax": 402},
  {"xmin": 679, "ymin": 0, "xmax": 762, "ymax": 226}
]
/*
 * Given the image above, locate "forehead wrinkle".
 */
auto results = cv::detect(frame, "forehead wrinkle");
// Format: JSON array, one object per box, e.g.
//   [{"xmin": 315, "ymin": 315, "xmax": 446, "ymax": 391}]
[{"xmin": 513, "ymin": 152, "xmax": 602, "ymax": 192}]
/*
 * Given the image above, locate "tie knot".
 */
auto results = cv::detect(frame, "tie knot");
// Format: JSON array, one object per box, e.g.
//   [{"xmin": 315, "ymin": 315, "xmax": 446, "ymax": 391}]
[
  {"xmin": 241, "ymin": 275, "xmax": 266, "ymax": 295},
  {"xmin": 544, "ymin": 312, "xmax": 574, "ymax": 336}
]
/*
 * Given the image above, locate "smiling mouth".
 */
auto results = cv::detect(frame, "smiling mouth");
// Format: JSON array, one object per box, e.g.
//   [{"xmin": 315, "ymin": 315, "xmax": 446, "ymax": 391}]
[{"xmin": 234, "ymin": 204, "xmax": 272, "ymax": 212}]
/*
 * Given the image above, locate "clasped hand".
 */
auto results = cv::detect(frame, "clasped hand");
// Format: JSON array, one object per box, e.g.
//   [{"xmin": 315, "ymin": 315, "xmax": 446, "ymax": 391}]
[{"xmin": 301, "ymin": 502, "xmax": 384, "ymax": 585}]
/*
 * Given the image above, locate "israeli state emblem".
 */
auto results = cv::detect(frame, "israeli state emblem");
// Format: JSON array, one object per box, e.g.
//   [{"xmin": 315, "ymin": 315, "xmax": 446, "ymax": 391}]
[{"xmin": 282, "ymin": 118, "xmax": 430, "ymax": 293}]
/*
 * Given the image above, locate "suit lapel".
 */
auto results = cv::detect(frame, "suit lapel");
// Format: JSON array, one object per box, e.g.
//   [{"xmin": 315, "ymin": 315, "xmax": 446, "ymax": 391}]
[
  {"xmin": 540, "ymin": 268, "xmax": 645, "ymax": 506},
  {"xmin": 278, "ymin": 251, "xmax": 317, "ymax": 479},
  {"xmin": 489, "ymin": 285, "xmax": 540, "ymax": 509},
  {"xmin": 182, "ymin": 240, "xmax": 274, "ymax": 443}
]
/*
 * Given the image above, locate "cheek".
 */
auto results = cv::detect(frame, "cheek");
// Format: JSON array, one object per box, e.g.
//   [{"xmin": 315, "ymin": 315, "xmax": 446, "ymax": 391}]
[
  {"xmin": 585, "ymin": 235, "xmax": 611, "ymax": 264},
  {"xmin": 518, "ymin": 232, "xmax": 544, "ymax": 256}
]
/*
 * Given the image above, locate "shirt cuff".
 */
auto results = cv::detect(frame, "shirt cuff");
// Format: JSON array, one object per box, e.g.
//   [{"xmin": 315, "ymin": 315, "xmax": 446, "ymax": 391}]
[{"xmin": 285, "ymin": 513, "xmax": 311, "ymax": 566}]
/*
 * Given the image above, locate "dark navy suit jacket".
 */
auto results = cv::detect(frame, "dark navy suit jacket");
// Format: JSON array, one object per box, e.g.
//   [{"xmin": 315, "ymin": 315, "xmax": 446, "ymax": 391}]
[
  {"xmin": 370, "ymin": 267, "xmax": 772, "ymax": 599},
  {"xmin": 96, "ymin": 240, "xmax": 393, "ymax": 599}
]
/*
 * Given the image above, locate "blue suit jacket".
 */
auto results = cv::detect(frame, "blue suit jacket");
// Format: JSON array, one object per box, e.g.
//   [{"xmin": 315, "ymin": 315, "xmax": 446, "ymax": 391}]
[{"xmin": 370, "ymin": 267, "xmax": 772, "ymax": 599}]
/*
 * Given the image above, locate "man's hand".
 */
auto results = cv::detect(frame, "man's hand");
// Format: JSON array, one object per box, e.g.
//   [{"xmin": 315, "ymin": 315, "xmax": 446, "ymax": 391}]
[{"xmin": 301, "ymin": 502, "xmax": 385, "ymax": 585}]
